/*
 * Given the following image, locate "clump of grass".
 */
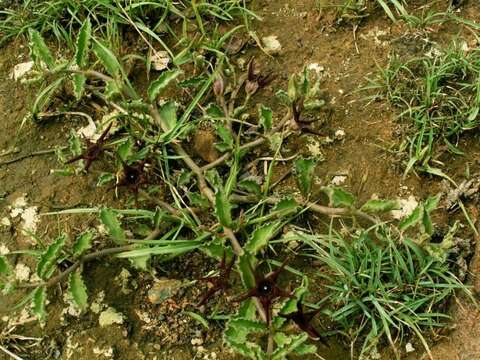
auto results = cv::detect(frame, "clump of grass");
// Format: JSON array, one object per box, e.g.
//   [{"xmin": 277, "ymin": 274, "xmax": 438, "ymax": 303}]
[
  {"xmin": 297, "ymin": 224, "xmax": 471, "ymax": 359},
  {"xmin": 319, "ymin": 0, "xmax": 409, "ymax": 23},
  {"xmin": 366, "ymin": 42, "xmax": 480, "ymax": 177},
  {"xmin": 0, "ymin": 0, "xmax": 254, "ymax": 48}
]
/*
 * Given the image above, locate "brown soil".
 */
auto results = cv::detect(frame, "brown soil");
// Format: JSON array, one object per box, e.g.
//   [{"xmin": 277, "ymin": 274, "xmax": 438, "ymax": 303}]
[{"xmin": 1, "ymin": 0, "xmax": 480, "ymax": 359}]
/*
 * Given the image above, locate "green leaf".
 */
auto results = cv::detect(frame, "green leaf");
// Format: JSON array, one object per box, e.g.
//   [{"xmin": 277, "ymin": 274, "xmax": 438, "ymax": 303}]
[
  {"xmin": 29, "ymin": 29, "xmax": 54, "ymax": 69},
  {"xmin": 117, "ymin": 138, "xmax": 133, "ymax": 161},
  {"xmin": 245, "ymin": 222, "xmax": 280, "ymax": 255},
  {"xmin": 72, "ymin": 73, "xmax": 86, "ymax": 100},
  {"xmin": 423, "ymin": 165, "xmax": 457, "ymax": 186},
  {"xmin": 205, "ymin": 103, "xmax": 224, "ymax": 118},
  {"xmin": 215, "ymin": 125, "xmax": 234, "ymax": 152},
  {"xmin": 32, "ymin": 287, "xmax": 47, "ymax": 323},
  {"xmin": 75, "ymin": 18, "xmax": 91, "ymax": 67},
  {"xmin": 271, "ymin": 198, "xmax": 299, "ymax": 217},
  {"xmin": 32, "ymin": 78, "xmax": 64, "ymax": 117},
  {"xmin": 294, "ymin": 158, "xmax": 316, "ymax": 197},
  {"xmin": 158, "ymin": 101, "xmax": 177, "ymax": 131},
  {"xmin": 304, "ymin": 99, "xmax": 325, "ymax": 110},
  {"xmin": 99, "ymin": 208, "xmax": 126, "ymax": 244},
  {"xmin": 68, "ymin": 270, "xmax": 88, "ymax": 311},
  {"xmin": 104, "ymin": 80, "xmax": 122, "ymax": 98},
  {"xmin": 129, "ymin": 255, "xmax": 150, "ymax": 270},
  {"xmin": 272, "ymin": 333, "xmax": 310, "ymax": 360},
  {"xmin": 424, "ymin": 195, "xmax": 440, "ymax": 213},
  {"xmin": 322, "ymin": 186, "xmax": 355, "ymax": 208},
  {"xmin": 117, "ymin": 242, "xmax": 201, "ymax": 258},
  {"xmin": 229, "ymin": 318, "xmax": 267, "ymax": 332},
  {"xmin": 97, "ymin": 172, "xmax": 116, "ymax": 186},
  {"xmin": 259, "ymin": 105, "xmax": 273, "ymax": 131},
  {"xmin": 399, "ymin": 204, "xmax": 424, "ymax": 232},
  {"xmin": 281, "ymin": 276, "xmax": 309, "ymax": 315},
  {"xmin": 0, "ymin": 256, "xmax": 11, "ymax": 276},
  {"xmin": 92, "ymin": 40, "xmax": 122, "ymax": 78},
  {"xmin": 185, "ymin": 311, "xmax": 209, "ymax": 329},
  {"xmin": 147, "ymin": 69, "xmax": 182, "ymax": 102},
  {"xmin": 37, "ymin": 234, "xmax": 66, "ymax": 279},
  {"xmin": 72, "ymin": 230, "xmax": 94, "ymax": 256},
  {"xmin": 238, "ymin": 180, "xmax": 261, "ymax": 195},
  {"xmin": 294, "ymin": 343, "xmax": 317, "ymax": 355},
  {"xmin": 361, "ymin": 199, "xmax": 400, "ymax": 213},
  {"xmin": 215, "ymin": 190, "xmax": 232, "ymax": 227},
  {"xmin": 275, "ymin": 89, "xmax": 290, "ymax": 105},
  {"xmin": 238, "ymin": 254, "xmax": 256, "ymax": 288}
]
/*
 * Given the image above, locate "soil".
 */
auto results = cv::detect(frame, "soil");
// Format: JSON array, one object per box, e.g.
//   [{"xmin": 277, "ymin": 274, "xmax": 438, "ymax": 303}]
[{"xmin": 1, "ymin": 1, "xmax": 480, "ymax": 359}]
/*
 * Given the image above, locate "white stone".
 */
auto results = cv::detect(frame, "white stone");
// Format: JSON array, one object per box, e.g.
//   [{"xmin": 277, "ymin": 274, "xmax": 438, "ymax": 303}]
[
  {"xmin": 99, "ymin": 307, "xmax": 124, "ymax": 327},
  {"xmin": 1, "ymin": 217, "xmax": 11, "ymax": 227},
  {"xmin": 21, "ymin": 206, "xmax": 39, "ymax": 233},
  {"xmin": 307, "ymin": 63, "xmax": 324, "ymax": 74},
  {"xmin": 151, "ymin": 50, "xmax": 170, "ymax": 71},
  {"xmin": 405, "ymin": 342, "xmax": 415, "ymax": 353},
  {"xmin": 76, "ymin": 118, "xmax": 97, "ymax": 141},
  {"xmin": 12, "ymin": 195, "xmax": 27, "ymax": 209},
  {"xmin": 262, "ymin": 35, "xmax": 282, "ymax": 55},
  {"xmin": 14, "ymin": 263, "xmax": 31, "ymax": 282},
  {"xmin": 10, "ymin": 61, "xmax": 34, "ymax": 81},
  {"xmin": 334, "ymin": 129, "xmax": 346, "ymax": 140},
  {"xmin": 0, "ymin": 245, "xmax": 10, "ymax": 255},
  {"xmin": 391, "ymin": 195, "xmax": 418, "ymax": 220},
  {"xmin": 331, "ymin": 175, "xmax": 347, "ymax": 186}
]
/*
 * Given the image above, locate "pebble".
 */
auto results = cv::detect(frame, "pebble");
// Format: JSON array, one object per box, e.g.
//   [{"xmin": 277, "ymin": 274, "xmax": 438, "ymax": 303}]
[
  {"xmin": 262, "ymin": 35, "xmax": 282, "ymax": 55},
  {"xmin": 147, "ymin": 278, "xmax": 183, "ymax": 304}
]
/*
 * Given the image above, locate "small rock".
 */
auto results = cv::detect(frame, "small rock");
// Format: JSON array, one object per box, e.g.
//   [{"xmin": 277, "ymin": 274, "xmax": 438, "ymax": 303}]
[
  {"xmin": 1, "ymin": 217, "xmax": 11, "ymax": 227},
  {"xmin": 334, "ymin": 129, "xmax": 346, "ymax": 140},
  {"xmin": 14, "ymin": 263, "xmax": 31, "ymax": 282},
  {"xmin": 21, "ymin": 206, "xmax": 39, "ymax": 233},
  {"xmin": 331, "ymin": 175, "xmax": 347, "ymax": 186},
  {"xmin": 262, "ymin": 35, "xmax": 282, "ymax": 55},
  {"xmin": 147, "ymin": 278, "xmax": 183, "ymax": 304},
  {"xmin": 307, "ymin": 63, "xmax": 324, "ymax": 74},
  {"xmin": 391, "ymin": 196, "xmax": 418, "ymax": 220},
  {"xmin": 151, "ymin": 50, "xmax": 170, "ymax": 71},
  {"xmin": 10, "ymin": 61, "xmax": 34, "ymax": 81},
  {"xmin": 0, "ymin": 245, "xmax": 10, "ymax": 255},
  {"xmin": 405, "ymin": 342, "xmax": 415, "ymax": 353},
  {"xmin": 191, "ymin": 338, "xmax": 203, "ymax": 346},
  {"xmin": 99, "ymin": 307, "xmax": 124, "ymax": 327}
]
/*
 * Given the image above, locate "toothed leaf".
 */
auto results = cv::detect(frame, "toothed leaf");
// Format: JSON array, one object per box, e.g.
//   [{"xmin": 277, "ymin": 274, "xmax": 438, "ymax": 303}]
[
  {"xmin": 215, "ymin": 190, "xmax": 232, "ymax": 228},
  {"xmin": 148, "ymin": 69, "xmax": 182, "ymax": 102},
  {"xmin": 322, "ymin": 186, "xmax": 355, "ymax": 208},
  {"xmin": 68, "ymin": 270, "xmax": 88, "ymax": 311},
  {"xmin": 0, "ymin": 256, "xmax": 10, "ymax": 276},
  {"xmin": 32, "ymin": 287, "xmax": 47, "ymax": 323},
  {"xmin": 75, "ymin": 18, "xmax": 91, "ymax": 67},
  {"xmin": 361, "ymin": 199, "xmax": 400, "ymax": 213},
  {"xmin": 93, "ymin": 40, "xmax": 122, "ymax": 78},
  {"xmin": 72, "ymin": 230, "xmax": 94, "ymax": 256},
  {"xmin": 72, "ymin": 73, "xmax": 86, "ymax": 100},
  {"xmin": 259, "ymin": 105, "xmax": 273, "ymax": 131},
  {"xmin": 294, "ymin": 158, "xmax": 317, "ymax": 197},
  {"xmin": 100, "ymin": 208, "xmax": 126, "ymax": 244},
  {"xmin": 245, "ymin": 222, "xmax": 280, "ymax": 255},
  {"xmin": 29, "ymin": 29, "xmax": 54, "ymax": 69},
  {"xmin": 37, "ymin": 234, "xmax": 66, "ymax": 279}
]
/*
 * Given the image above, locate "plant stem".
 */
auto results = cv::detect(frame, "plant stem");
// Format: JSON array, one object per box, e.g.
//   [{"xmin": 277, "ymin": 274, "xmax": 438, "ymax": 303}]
[
  {"xmin": 230, "ymin": 194, "xmax": 378, "ymax": 223},
  {"xmin": 0, "ymin": 147, "xmax": 67, "ymax": 167},
  {"xmin": 17, "ymin": 229, "xmax": 161, "ymax": 289}
]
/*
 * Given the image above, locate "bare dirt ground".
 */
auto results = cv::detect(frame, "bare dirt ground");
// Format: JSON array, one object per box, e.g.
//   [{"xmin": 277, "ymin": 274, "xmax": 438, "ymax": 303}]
[{"xmin": 1, "ymin": 0, "xmax": 480, "ymax": 359}]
